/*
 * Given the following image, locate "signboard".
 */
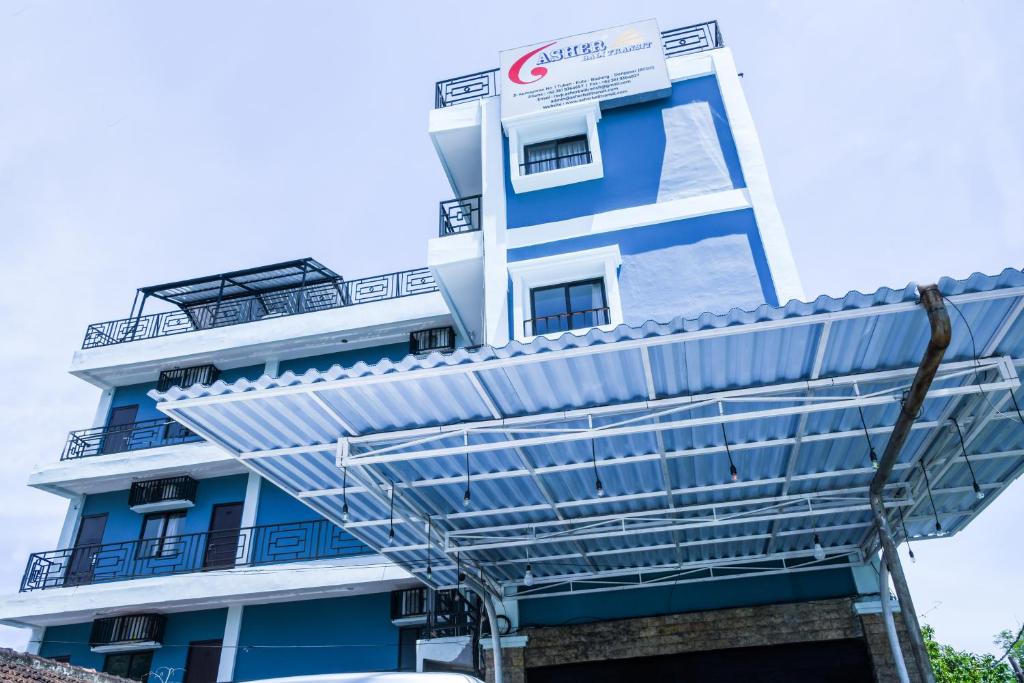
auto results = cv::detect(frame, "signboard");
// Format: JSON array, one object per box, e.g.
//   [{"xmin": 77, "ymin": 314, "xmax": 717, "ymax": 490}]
[{"xmin": 499, "ymin": 19, "xmax": 671, "ymax": 121}]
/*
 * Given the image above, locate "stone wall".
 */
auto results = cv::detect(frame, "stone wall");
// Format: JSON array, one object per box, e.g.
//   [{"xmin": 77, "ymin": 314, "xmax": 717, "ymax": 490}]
[{"xmin": 484, "ymin": 598, "xmax": 923, "ymax": 683}]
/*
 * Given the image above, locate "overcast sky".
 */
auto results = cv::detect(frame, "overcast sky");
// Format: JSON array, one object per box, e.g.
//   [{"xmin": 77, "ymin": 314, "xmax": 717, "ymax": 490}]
[{"xmin": 1, "ymin": 0, "xmax": 1022, "ymax": 657}]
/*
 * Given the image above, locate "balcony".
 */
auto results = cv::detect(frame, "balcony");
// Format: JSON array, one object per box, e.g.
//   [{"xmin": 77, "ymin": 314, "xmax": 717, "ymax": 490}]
[
  {"xmin": 525, "ymin": 306, "xmax": 611, "ymax": 337},
  {"xmin": 390, "ymin": 587, "xmax": 480, "ymax": 637},
  {"xmin": 128, "ymin": 475, "xmax": 198, "ymax": 513},
  {"xmin": 62, "ymin": 417, "xmax": 202, "ymax": 461},
  {"xmin": 438, "ymin": 195, "xmax": 481, "ymax": 237},
  {"xmin": 89, "ymin": 614, "xmax": 166, "ymax": 652},
  {"xmin": 20, "ymin": 518, "xmax": 371, "ymax": 592},
  {"xmin": 433, "ymin": 21, "xmax": 724, "ymax": 108},
  {"xmin": 410, "ymin": 326, "xmax": 456, "ymax": 355},
  {"xmin": 82, "ymin": 258, "xmax": 439, "ymax": 349}
]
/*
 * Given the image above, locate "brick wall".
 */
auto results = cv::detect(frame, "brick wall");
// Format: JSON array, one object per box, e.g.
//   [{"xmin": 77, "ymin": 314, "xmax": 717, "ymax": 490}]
[{"xmin": 484, "ymin": 598, "xmax": 922, "ymax": 683}]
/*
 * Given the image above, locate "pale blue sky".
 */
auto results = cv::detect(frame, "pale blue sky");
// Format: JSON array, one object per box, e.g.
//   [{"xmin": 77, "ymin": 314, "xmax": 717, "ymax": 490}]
[{"xmin": 1, "ymin": 0, "xmax": 1022, "ymax": 656}]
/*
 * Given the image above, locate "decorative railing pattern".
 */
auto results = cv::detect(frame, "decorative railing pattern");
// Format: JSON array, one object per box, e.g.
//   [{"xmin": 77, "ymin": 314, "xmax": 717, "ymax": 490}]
[
  {"xmin": 82, "ymin": 268, "xmax": 438, "ymax": 349},
  {"xmin": 62, "ymin": 418, "xmax": 202, "ymax": 461},
  {"xmin": 438, "ymin": 195, "xmax": 481, "ymax": 237},
  {"xmin": 433, "ymin": 21, "xmax": 724, "ymax": 109},
  {"xmin": 20, "ymin": 518, "xmax": 372, "ymax": 592},
  {"xmin": 129, "ymin": 476, "xmax": 198, "ymax": 508},
  {"xmin": 427, "ymin": 589, "xmax": 480, "ymax": 638},
  {"xmin": 391, "ymin": 587, "xmax": 429, "ymax": 620}
]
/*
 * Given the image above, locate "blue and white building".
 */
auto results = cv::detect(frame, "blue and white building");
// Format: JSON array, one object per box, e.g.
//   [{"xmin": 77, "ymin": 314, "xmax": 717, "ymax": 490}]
[{"xmin": 2, "ymin": 18, "xmax": 1023, "ymax": 683}]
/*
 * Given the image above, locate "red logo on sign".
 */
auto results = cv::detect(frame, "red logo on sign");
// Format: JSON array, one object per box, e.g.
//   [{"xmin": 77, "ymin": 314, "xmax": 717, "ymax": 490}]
[{"xmin": 508, "ymin": 42, "xmax": 556, "ymax": 84}]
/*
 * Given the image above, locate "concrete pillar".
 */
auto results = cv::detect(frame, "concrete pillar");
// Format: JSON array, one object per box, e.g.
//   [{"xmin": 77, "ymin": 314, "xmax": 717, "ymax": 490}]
[{"xmin": 217, "ymin": 605, "xmax": 244, "ymax": 682}]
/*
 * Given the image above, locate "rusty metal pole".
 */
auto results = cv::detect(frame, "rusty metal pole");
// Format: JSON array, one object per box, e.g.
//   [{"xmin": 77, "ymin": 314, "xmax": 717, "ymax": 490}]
[{"xmin": 868, "ymin": 284, "xmax": 949, "ymax": 683}]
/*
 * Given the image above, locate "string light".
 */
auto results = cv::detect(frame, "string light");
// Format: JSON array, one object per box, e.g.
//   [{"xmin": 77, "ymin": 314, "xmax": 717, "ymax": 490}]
[
  {"xmin": 897, "ymin": 504, "xmax": 916, "ymax": 563},
  {"xmin": 341, "ymin": 466, "xmax": 349, "ymax": 525},
  {"xmin": 812, "ymin": 534, "xmax": 826, "ymax": 561},
  {"xmin": 720, "ymin": 421, "xmax": 738, "ymax": 482},
  {"xmin": 523, "ymin": 546, "xmax": 534, "ymax": 586},
  {"xmin": 463, "ymin": 430, "xmax": 471, "ymax": 508},
  {"xmin": 951, "ymin": 418, "xmax": 984, "ymax": 500},
  {"xmin": 856, "ymin": 404, "xmax": 879, "ymax": 470},
  {"xmin": 920, "ymin": 461, "xmax": 941, "ymax": 532},
  {"xmin": 590, "ymin": 415, "xmax": 605, "ymax": 497}
]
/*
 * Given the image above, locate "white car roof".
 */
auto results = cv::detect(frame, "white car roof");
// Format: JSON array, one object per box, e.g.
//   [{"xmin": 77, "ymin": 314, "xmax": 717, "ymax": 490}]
[{"xmin": 243, "ymin": 674, "xmax": 485, "ymax": 683}]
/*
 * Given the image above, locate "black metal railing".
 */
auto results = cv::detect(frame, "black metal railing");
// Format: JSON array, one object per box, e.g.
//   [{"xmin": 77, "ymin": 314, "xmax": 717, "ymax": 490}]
[
  {"xmin": 90, "ymin": 614, "xmax": 166, "ymax": 647},
  {"xmin": 129, "ymin": 476, "xmax": 198, "ymax": 508},
  {"xmin": 433, "ymin": 22, "xmax": 724, "ymax": 109},
  {"xmin": 20, "ymin": 518, "xmax": 372, "ymax": 592},
  {"xmin": 62, "ymin": 418, "xmax": 201, "ymax": 461},
  {"xmin": 435, "ymin": 69, "xmax": 499, "ymax": 108},
  {"xmin": 525, "ymin": 306, "xmax": 610, "ymax": 336},
  {"xmin": 427, "ymin": 589, "xmax": 481, "ymax": 638},
  {"xmin": 520, "ymin": 151, "xmax": 593, "ymax": 176},
  {"xmin": 438, "ymin": 195, "xmax": 481, "ymax": 237},
  {"xmin": 82, "ymin": 268, "xmax": 439, "ymax": 349},
  {"xmin": 391, "ymin": 587, "xmax": 429, "ymax": 620},
  {"xmin": 156, "ymin": 364, "xmax": 220, "ymax": 392},
  {"xmin": 410, "ymin": 327, "xmax": 455, "ymax": 355},
  {"xmin": 661, "ymin": 20, "xmax": 723, "ymax": 58}
]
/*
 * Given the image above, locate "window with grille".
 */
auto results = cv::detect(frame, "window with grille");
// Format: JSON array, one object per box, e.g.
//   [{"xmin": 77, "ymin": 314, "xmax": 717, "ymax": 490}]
[{"xmin": 521, "ymin": 135, "xmax": 591, "ymax": 175}]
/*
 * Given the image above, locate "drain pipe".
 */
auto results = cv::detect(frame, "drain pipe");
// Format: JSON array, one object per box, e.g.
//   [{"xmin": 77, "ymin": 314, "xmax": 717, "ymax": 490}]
[
  {"xmin": 465, "ymin": 576, "xmax": 503, "ymax": 683},
  {"xmin": 869, "ymin": 284, "xmax": 948, "ymax": 683},
  {"xmin": 879, "ymin": 551, "xmax": 911, "ymax": 683}
]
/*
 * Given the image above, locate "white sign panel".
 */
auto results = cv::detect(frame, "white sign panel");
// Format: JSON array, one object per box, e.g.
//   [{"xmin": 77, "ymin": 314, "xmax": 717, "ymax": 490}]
[{"xmin": 499, "ymin": 19, "xmax": 671, "ymax": 121}]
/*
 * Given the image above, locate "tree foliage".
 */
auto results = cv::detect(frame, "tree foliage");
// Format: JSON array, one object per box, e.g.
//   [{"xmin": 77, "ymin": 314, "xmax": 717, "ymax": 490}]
[{"xmin": 922, "ymin": 624, "xmax": 1016, "ymax": 683}]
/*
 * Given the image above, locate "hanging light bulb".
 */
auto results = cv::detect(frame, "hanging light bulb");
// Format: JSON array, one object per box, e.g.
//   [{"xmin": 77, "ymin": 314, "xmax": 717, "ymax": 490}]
[
  {"xmin": 387, "ymin": 482, "xmax": 396, "ymax": 543},
  {"xmin": 462, "ymin": 430, "xmax": 471, "ymax": 508},
  {"xmin": 523, "ymin": 563, "xmax": 534, "ymax": 587},
  {"xmin": 595, "ymin": 477, "xmax": 606, "ymax": 497},
  {"xmin": 897, "ymin": 505, "xmax": 916, "ymax": 564},
  {"xmin": 953, "ymin": 419, "xmax": 985, "ymax": 502},
  {"xmin": 908, "ymin": 546, "xmax": 916, "ymax": 563},
  {"xmin": 341, "ymin": 466, "xmax": 349, "ymax": 525},
  {"xmin": 729, "ymin": 463, "xmax": 739, "ymax": 482},
  {"xmin": 426, "ymin": 564, "xmax": 432, "ymax": 578},
  {"xmin": 721, "ymin": 419, "xmax": 738, "ymax": 483},
  {"xmin": 973, "ymin": 482, "xmax": 985, "ymax": 500},
  {"xmin": 813, "ymin": 534, "xmax": 826, "ymax": 561},
  {"xmin": 463, "ymin": 488, "xmax": 472, "ymax": 507},
  {"xmin": 857, "ymin": 405, "xmax": 879, "ymax": 470},
  {"xmin": 589, "ymin": 415, "xmax": 606, "ymax": 497},
  {"xmin": 869, "ymin": 448, "xmax": 879, "ymax": 470},
  {"xmin": 387, "ymin": 527, "xmax": 395, "ymax": 544}
]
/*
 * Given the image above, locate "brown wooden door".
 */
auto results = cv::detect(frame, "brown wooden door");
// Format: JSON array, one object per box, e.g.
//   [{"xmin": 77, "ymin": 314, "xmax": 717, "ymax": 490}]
[
  {"xmin": 65, "ymin": 514, "xmax": 107, "ymax": 586},
  {"xmin": 183, "ymin": 640, "xmax": 222, "ymax": 683},
  {"xmin": 101, "ymin": 405, "xmax": 138, "ymax": 454},
  {"xmin": 203, "ymin": 502, "xmax": 243, "ymax": 569}
]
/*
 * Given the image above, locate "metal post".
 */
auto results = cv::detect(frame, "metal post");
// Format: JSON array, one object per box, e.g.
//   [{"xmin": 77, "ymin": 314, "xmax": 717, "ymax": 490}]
[
  {"xmin": 868, "ymin": 284, "xmax": 949, "ymax": 683},
  {"xmin": 465, "ymin": 576, "xmax": 503, "ymax": 683},
  {"xmin": 879, "ymin": 552, "xmax": 911, "ymax": 683}
]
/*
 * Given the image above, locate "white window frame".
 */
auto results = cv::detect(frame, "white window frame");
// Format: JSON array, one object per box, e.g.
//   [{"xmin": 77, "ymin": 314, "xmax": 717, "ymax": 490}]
[
  {"xmin": 506, "ymin": 101, "xmax": 604, "ymax": 194},
  {"xmin": 507, "ymin": 245, "xmax": 623, "ymax": 341}
]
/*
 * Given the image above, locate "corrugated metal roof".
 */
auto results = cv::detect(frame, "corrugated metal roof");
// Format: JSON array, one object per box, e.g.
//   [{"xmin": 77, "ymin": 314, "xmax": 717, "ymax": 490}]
[{"xmin": 153, "ymin": 268, "xmax": 1024, "ymax": 597}]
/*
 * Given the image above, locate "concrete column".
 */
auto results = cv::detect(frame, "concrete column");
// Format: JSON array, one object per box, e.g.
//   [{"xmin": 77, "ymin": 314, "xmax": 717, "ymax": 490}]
[
  {"xmin": 240, "ymin": 472, "xmax": 262, "ymax": 529},
  {"xmin": 91, "ymin": 387, "xmax": 115, "ymax": 428},
  {"xmin": 26, "ymin": 626, "xmax": 45, "ymax": 655},
  {"xmin": 56, "ymin": 494, "xmax": 85, "ymax": 548},
  {"xmin": 217, "ymin": 605, "xmax": 244, "ymax": 682}
]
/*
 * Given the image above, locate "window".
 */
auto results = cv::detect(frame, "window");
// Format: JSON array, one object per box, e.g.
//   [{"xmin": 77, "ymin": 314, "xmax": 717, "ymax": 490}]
[
  {"xmin": 104, "ymin": 651, "xmax": 154, "ymax": 681},
  {"xmin": 139, "ymin": 511, "xmax": 186, "ymax": 559},
  {"xmin": 528, "ymin": 279, "xmax": 608, "ymax": 335},
  {"xmin": 522, "ymin": 135, "xmax": 591, "ymax": 175}
]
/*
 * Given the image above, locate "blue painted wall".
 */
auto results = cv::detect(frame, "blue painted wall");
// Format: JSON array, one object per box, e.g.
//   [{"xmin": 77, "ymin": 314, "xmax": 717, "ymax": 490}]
[
  {"xmin": 233, "ymin": 593, "xmax": 400, "ymax": 680},
  {"xmin": 519, "ymin": 568, "xmax": 858, "ymax": 626},
  {"xmin": 150, "ymin": 609, "xmax": 227, "ymax": 683},
  {"xmin": 508, "ymin": 209, "xmax": 777, "ymax": 327},
  {"xmin": 39, "ymin": 610, "xmax": 226, "ymax": 682},
  {"xmin": 78, "ymin": 474, "xmax": 248, "ymax": 546},
  {"xmin": 39, "ymin": 622, "xmax": 102, "ymax": 671},
  {"xmin": 255, "ymin": 478, "xmax": 325, "ymax": 525},
  {"xmin": 505, "ymin": 76, "xmax": 745, "ymax": 229},
  {"xmin": 107, "ymin": 365, "xmax": 263, "ymax": 426},
  {"xmin": 278, "ymin": 342, "xmax": 410, "ymax": 376}
]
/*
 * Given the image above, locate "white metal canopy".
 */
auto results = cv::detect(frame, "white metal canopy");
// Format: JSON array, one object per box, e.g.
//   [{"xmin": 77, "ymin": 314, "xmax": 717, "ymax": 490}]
[{"xmin": 154, "ymin": 269, "xmax": 1024, "ymax": 598}]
